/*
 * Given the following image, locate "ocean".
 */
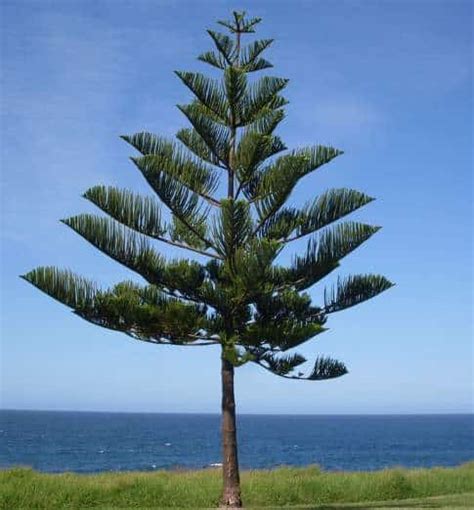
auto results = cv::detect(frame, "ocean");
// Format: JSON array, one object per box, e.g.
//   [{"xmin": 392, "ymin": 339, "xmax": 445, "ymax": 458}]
[{"xmin": 0, "ymin": 410, "xmax": 472, "ymax": 473}]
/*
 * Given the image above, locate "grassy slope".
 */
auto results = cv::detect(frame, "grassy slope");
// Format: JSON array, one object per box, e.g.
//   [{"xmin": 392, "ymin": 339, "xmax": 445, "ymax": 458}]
[{"xmin": 1, "ymin": 463, "xmax": 473, "ymax": 509}]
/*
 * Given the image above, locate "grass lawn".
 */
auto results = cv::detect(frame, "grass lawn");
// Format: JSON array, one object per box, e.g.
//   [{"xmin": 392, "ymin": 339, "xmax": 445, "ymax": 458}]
[{"xmin": 1, "ymin": 463, "xmax": 473, "ymax": 509}]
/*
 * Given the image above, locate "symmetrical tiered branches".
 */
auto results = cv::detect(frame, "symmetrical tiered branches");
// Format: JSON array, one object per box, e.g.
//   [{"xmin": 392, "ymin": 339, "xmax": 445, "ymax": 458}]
[{"xmin": 22, "ymin": 12, "xmax": 393, "ymax": 508}]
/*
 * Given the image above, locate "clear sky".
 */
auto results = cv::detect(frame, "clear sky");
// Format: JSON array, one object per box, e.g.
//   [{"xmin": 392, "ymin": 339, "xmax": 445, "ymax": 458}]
[{"xmin": 1, "ymin": 0, "xmax": 472, "ymax": 414}]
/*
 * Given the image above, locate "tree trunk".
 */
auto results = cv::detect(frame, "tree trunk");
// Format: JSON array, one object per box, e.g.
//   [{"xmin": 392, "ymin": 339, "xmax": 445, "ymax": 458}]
[{"xmin": 220, "ymin": 356, "xmax": 242, "ymax": 507}]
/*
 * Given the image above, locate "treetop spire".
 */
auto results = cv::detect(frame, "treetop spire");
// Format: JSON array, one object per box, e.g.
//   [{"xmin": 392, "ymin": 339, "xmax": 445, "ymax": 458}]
[{"xmin": 217, "ymin": 11, "xmax": 262, "ymax": 34}]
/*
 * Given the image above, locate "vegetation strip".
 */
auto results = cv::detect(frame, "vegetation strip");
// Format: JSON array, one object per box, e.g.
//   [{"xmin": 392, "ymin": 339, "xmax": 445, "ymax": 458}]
[{"xmin": 1, "ymin": 463, "xmax": 473, "ymax": 509}]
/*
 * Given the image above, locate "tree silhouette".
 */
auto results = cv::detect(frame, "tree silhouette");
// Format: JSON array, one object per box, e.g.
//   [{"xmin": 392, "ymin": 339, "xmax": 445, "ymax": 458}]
[{"xmin": 22, "ymin": 11, "xmax": 393, "ymax": 508}]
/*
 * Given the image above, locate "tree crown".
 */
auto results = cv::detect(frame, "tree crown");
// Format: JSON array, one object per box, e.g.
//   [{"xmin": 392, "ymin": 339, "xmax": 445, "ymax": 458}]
[{"xmin": 23, "ymin": 11, "xmax": 393, "ymax": 381}]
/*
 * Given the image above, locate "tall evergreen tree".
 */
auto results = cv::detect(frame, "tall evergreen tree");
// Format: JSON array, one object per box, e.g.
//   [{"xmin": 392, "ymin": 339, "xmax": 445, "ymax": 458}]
[{"xmin": 22, "ymin": 11, "xmax": 393, "ymax": 508}]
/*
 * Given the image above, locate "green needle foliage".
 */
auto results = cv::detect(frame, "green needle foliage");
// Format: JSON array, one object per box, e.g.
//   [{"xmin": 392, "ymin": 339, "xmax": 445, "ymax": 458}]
[{"xmin": 22, "ymin": 10, "xmax": 394, "ymax": 507}]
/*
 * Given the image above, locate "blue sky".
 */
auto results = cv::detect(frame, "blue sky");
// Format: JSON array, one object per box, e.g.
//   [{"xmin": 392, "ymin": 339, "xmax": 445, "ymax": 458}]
[{"xmin": 1, "ymin": 0, "xmax": 472, "ymax": 414}]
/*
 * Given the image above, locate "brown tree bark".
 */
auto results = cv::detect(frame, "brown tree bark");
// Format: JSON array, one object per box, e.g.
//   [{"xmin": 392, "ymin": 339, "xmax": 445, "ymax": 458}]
[{"xmin": 220, "ymin": 356, "xmax": 242, "ymax": 507}]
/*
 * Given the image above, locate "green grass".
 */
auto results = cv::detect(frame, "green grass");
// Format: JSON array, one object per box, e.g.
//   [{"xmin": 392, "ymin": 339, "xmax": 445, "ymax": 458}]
[{"xmin": 1, "ymin": 463, "xmax": 473, "ymax": 509}]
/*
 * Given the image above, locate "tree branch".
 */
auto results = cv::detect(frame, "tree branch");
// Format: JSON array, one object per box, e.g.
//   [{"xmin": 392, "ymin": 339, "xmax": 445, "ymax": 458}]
[
  {"xmin": 170, "ymin": 213, "xmax": 218, "ymax": 254},
  {"xmin": 155, "ymin": 235, "xmax": 223, "ymax": 260},
  {"xmin": 126, "ymin": 332, "xmax": 220, "ymax": 346},
  {"xmin": 200, "ymin": 193, "xmax": 222, "ymax": 207},
  {"xmin": 253, "ymin": 359, "xmax": 303, "ymax": 380}
]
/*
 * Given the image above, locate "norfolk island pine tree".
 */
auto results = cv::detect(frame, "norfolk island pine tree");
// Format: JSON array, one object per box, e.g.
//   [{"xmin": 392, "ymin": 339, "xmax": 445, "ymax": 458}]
[{"xmin": 22, "ymin": 11, "xmax": 394, "ymax": 508}]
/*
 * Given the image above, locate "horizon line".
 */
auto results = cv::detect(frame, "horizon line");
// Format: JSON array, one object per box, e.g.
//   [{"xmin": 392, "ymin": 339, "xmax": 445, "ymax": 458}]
[{"xmin": 2, "ymin": 408, "xmax": 473, "ymax": 417}]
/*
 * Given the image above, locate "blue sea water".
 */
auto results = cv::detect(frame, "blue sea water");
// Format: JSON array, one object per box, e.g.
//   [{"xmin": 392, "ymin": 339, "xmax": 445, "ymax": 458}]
[{"xmin": 0, "ymin": 411, "xmax": 473, "ymax": 473}]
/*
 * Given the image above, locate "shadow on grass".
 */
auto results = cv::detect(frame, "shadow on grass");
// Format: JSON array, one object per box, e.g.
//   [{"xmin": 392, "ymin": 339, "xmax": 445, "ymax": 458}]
[
  {"xmin": 302, "ymin": 496, "xmax": 473, "ymax": 509},
  {"xmin": 255, "ymin": 493, "xmax": 474, "ymax": 510},
  {"xmin": 310, "ymin": 505, "xmax": 442, "ymax": 509}
]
